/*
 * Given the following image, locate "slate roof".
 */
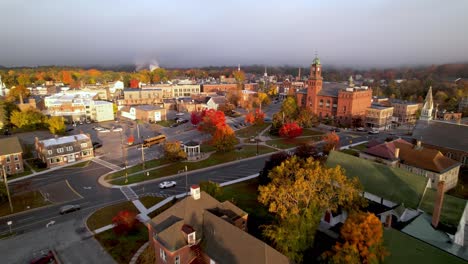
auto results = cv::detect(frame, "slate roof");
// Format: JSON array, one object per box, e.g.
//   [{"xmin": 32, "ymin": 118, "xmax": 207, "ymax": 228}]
[
  {"xmin": 326, "ymin": 151, "xmax": 428, "ymax": 209},
  {"xmin": 40, "ymin": 134, "xmax": 90, "ymax": 147},
  {"xmin": 133, "ymin": 104, "xmax": 164, "ymax": 111},
  {"xmin": 0, "ymin": 137, "xmax": 23, "ymax": 156},
  {"xmin": 364, "ymin": 138, "xmax": 412, "ymax": 161},
  {"xmin": 412, "ymin": 120, "xmax": 468, "ymax": 152},
  {"xmin": 317, "ymin": 82, "xmax": 347, "ymax": 97}
]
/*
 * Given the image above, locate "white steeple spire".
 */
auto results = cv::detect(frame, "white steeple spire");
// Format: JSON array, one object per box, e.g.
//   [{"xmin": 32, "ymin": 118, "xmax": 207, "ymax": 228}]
[{"xmin": 420, "ymin": 86, "xmax": 434, "ymax": 121}]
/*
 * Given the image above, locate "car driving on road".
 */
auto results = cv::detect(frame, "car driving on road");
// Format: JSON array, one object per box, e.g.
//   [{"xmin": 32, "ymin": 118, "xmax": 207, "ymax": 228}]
[
  {"xmin": 59, "ymin": 204, "xmax": 80, "ymax": 215},
  {"xmin": 159, "ymin": 181, "xmax": 177, "ymax": 189}
]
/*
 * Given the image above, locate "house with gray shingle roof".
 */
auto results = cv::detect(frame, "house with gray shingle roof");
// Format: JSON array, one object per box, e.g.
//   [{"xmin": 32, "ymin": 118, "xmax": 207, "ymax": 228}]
[{"xmin": 0, "ymin": 136, "xmax": 24, "ymax": 175}]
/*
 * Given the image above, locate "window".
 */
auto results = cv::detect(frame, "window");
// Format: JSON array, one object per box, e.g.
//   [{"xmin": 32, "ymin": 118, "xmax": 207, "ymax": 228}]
[
  {"xmin": 15, "ymin": 163, "xmax": 20, "ymax": 170},
  {"xmin": 81, "ymin": 143, "xmax": 88, "ymax": 148},
  {"xmin": 14, "ymin": 154, "xmax": 19, "ymax": 161},
  {"xmin": 6, "ymin": 166, "xmax": 11, "ymax": 173},
  {"xmin": 463, "ymin": 156, "xmax": 468, "ymax": 165},
  {"xmin": 47, "ymin": 150, "xmax": 53, "ymax": 155},
  {"xmin": 160, "ymin": 248, "xmax": 166, "ymax": 262},
  {"xmin": 57, "ymin": 148, "xmax": 64, "ymax": 153},
  {"xmin": 446, "ymin": 152, "xmax": 453, "ymax": 159},
  {"xmin": 5, "ymin": 155, "xmax": 10, "ymax": 163},
  {"xmin": 175, "ymin": 255, "xmax": 180, "ymax": 264},
  {"xmin": 66, "ymin": 146, "xmax": 73, "ymax": 151}
]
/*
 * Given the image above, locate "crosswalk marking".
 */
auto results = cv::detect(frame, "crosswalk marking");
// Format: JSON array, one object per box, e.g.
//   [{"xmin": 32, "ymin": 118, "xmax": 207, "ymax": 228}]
[
  {"xmin": 92, "ymin": 158, "xmax": 122, "ymax": 171},
  {"xmin": 120, "ymin": 186, "xmax": 139, "ymax": 201}
]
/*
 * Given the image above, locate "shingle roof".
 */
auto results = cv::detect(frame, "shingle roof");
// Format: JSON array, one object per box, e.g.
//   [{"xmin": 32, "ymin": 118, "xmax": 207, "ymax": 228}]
[
  {"xmin": 412, "ymin": 120, "xmax": 468, "ymax": 152},
  {"xmin": 0, "ymin": 136, "xmax": 23, "ymax": 156},
  {"xmin": 202, "ymin": 211, "xmax": 290, "ymax": 264},
  {"xmin": 150, "ymin": 192, "xmax": 290, "ymax": 263},
  {"xmin": 364, "ymin": 138, "xmax": 412, "ymax": 161},
  {"xmin": 326, "ymin": 151, "xmax": 428, "ymax": 209},
  {"xmin": 395, "ymin": 141, "xmax": 460, "ymax": 173}
]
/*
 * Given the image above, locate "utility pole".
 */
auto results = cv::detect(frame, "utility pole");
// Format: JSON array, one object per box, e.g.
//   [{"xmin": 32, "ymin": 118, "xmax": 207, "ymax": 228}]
[
  {"xmin": 141, "ymin": 140, "xmax": 145, "ymax": 170},
  {"xmin": 185, "ymin": 166, "xmax": 188, "ymax": 196},
  {"xmin": 120, "ymin": 132, "xmax": 128, "ymax": 184},
  {"xmin": 136, "ymin": 123, "xmax": 140, "ymax": 139},
  {"xmin": 2, "ymin": 165, "xmax": 13, "ymax": 213}
]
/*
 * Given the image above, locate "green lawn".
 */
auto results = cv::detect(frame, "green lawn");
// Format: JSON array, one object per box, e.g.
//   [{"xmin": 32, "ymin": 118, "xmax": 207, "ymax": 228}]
[
  {"xmin": 235, "ymin": 123, "xmax": 270, "ymax": 138},
  {"xmin": 350, "ymin": 142, "xmax": 367, "ymax": 151},
  {"xmin": 156, "ymin": 120, "xmax": 176, "ymax": 127},
  {"xmin": 419, "ymin": 188, "xmax": 466, "ymax": 228},
  {"xmin": 105, "ymin": 159, "xmax": 172, "ymax": 180},
  {"xmin": 383, "ymin": 228, "xmax": 466, "ymax": 264},
  {"xmin": 95, "ymin": 223, "xmax": 148, "ymax": 264},
  {"xmin": 87, "ymin": 196, "xmax": 163, "ymax": 231},
  {"xmin": 340, "ymin": 149, "xmax": 359, "ymax": 157},
  {"xmin": 266, "ymin": 136, "xmax": 322, "ymax": 149},
  {"xmin": 0, "ymin": 191, "xmax": 50, "ymax": 217},
  {"xmin": 110, "ymin": 145, "xmax": 276, "ymax": 185},
  {"xmin": 87, "ymin": 201, "xmax": 138, "ymax": 231},
  {"xmin": 326, "ymin": 151, "xmax": 428, "ymax": 209},
  {"xmin": 301, "ymin": 129, "xmax": 325, "ymax": 137},
  {"xmin": 147, "ymin": 198, "xmax": 177, "ymax": 219}
]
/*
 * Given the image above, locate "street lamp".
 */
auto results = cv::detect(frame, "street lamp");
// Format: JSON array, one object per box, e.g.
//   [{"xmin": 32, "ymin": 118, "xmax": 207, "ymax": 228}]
[{"xmin": 7, "ymin": 221, "xmax": 12, "ymax": 234}]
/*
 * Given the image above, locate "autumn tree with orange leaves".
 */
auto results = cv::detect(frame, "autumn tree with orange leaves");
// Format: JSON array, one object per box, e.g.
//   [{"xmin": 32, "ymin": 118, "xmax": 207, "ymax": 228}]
[
  {"xmin": 198, "ymin": 109, "xmax": 237, "ymax": 152},
  {"xmin": 279, "ymin": 122, "xmax": 303, "ymax": 138},
  {"xmin": 323, "ymin": 132, "xmax": 340, "ymax": 154},
  {"xmin": 258, "ymin": 156, "xmax": 365, "ymax": 262},
  {"xmin": 324, "ymin": 211, "xmax": 387, "ymax": 264}
]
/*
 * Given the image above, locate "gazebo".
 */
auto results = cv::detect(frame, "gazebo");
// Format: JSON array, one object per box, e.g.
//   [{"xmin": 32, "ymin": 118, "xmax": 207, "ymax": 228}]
[{"xmin": 183, "ymin": 140, "xmax": 201, "ymax": 159}]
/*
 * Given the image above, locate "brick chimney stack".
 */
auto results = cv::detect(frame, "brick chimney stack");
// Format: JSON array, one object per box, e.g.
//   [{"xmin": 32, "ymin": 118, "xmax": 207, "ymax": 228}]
[{"xmin": 431, "ymin": 181, "xmax": 445, "ymax": 228}]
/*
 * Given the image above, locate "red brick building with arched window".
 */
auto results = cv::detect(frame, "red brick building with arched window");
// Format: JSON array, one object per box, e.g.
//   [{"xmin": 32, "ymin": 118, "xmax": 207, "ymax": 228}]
[{"xmin": 296, "ymin": 57, "xmax": 372, "ymax": 126}]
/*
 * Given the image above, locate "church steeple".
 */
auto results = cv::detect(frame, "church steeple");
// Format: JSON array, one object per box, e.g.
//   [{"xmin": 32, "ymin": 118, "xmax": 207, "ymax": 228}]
[{"xmin": 420, "ymin": 86, "xmax": 434, "ymax": 121}]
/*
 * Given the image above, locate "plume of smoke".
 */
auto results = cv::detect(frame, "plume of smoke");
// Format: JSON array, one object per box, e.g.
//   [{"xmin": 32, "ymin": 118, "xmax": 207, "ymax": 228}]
[{"xmin": 134, "ymin": 58, "xmax": 160, "ymax": 72}]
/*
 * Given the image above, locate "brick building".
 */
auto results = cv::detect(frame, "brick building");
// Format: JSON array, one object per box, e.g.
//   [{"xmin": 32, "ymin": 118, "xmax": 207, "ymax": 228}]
[
  {"xmin": 390, "ymin": 100, "xmax": 421, "ymax": 126},
  {"xmin": 365, "ymin": 104, "xmax": 394, "ymax": 130},
  {"xmin": 147, "ymin": 186, "xmax": 289, "ymax": 264},
  {"xmin": 0, "ymin": 137, "xmax": 24, "ymax": 175},
  {"xmin": 201, "ymin": 83, "xmax": 237, "ymax": 93},
  {"xmin": 35, "ymin": 134, "xmax": 94, "ymax": 168},
  {"xmin": 296, "ymin": 57, "xmax": 372, "ymax": 125}
]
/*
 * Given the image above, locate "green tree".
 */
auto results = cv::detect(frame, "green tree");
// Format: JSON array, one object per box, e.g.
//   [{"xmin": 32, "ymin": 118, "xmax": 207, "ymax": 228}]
[
  {"xmin": 258, "ymin": 156, "xmax": 365, "ymax": 262},
  {"xmin": 199, "ymin": 181, "xmax": 223, "ymax": 200},
  {"xmin": 163, "ymin": 141, "xmax": 187, "ymax": 161},
  {"xmin": 280, "ymin": 96, "xmax": 299, "ymax": 122},
  {"xmin": 46, "ymin": 116, "xmax": 66, "ymax": 135},
  {"xmin": 0, "ymin": 99, "xmax": 6, "ymax": 130}
]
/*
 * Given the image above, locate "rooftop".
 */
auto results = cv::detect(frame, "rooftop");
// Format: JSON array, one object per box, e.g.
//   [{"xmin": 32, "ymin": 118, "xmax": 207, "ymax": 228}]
[
  {"xmin": 0, "ymin": 136, "xmax": 23, "ymax": 156},
  {"xmin": 326, "ymin": 151, "xmax": 428, "ymax": 209},
  {"xmin": 40, "ymin": 134, "xmax": 90, "ymax": 147},
  {"xmin": 412, "ymin": 120, "xmax": 468, "ymax": 152}
]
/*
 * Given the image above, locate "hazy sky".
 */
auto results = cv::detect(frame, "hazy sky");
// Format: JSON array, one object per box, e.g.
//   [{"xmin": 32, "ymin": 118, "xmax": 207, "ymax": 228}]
[{"xmin": 1, "ymin": 0, "xmax": 467, "ymax": 68}]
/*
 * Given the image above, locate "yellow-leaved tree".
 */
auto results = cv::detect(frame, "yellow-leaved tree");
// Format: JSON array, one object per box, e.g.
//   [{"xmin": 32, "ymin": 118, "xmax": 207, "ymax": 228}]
[{"xmin": 258, "ymin": 156, "xmax": 365, "ymax": 263}]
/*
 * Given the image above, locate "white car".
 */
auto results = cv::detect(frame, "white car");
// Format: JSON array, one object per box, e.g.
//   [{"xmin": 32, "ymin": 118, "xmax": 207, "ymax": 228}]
[
  {"xmin": 368, "ymin": 129, "xmax": 380, "ymax": 134},
  {"xmin": 112, "ymin": 127, "xmax": 123, "ymax": 132},
  {"xmin": 159, "ymin": 181, "xmax": 177, "ymax": 189},
  {"xmin": 356, "ymin": 127, "xmax": 365, "ymax": 132},
  {"xmin": 176, "ymin": 112, "xmax": 185, "ymax": 116},
  {"xmin": 98, "ymin": 129, "xmax": 111, "ymax": 133}
]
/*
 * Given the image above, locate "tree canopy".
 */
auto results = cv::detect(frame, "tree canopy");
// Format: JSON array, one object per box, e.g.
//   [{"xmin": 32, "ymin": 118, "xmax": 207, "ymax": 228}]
[{"xmin": 258, "ymin": 156, "xmax": 365, "ymax": 262}]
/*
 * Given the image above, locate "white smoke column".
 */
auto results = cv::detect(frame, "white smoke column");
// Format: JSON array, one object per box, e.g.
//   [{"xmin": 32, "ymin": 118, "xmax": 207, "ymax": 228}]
[{"xmin": 149, "ymin": 59, "xmax": 160, "ymax": 72}]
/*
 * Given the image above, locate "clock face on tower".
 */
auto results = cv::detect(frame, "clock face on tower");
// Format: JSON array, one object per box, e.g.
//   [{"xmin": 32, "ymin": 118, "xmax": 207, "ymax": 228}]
[{"xmin": 317, "ymin": 68, "xmax": 320, "ymax": 71}]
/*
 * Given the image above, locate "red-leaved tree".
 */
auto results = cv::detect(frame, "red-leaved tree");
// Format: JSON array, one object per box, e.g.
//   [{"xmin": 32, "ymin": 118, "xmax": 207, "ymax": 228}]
[
  {"xmin": 254, "ymin": 108, "xmax": 265, "ymax": 125},
  {"xmin": 191, "ymin": 111, "xmax": 203, "ymax": 125},
  {"xmin": 129, "ymin": 79, "xmax": 139, "ymax": 88},
  {"xmin": 245, "ymin": 112, "xmax": 255, "ymax": 124},
  {"xmin": 211, "ymin": 123, "xmax": 237, "ymax": 152},
  {"xmin": 279, "ymin": 122, "xmax": 303, "ymax": 138},
  {"xmin": 198, "ymin": 109, "xmax": 226, "ymax": 135},
  {"xmin": 127, "ymin": 135, "xmax": 135, "ymax": 145},
  {"xmin": 112, "ymin": 210, "xmax": 137, "ymax": 234}
]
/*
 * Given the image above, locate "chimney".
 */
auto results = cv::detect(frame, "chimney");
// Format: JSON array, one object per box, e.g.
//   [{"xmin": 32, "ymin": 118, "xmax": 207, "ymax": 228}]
[
  {"xmin": 190, "ymin": 185, "xmax": 200, "ymax": 200},
  {"xmin": 432, "ymin": 181, "xmax": 445, "ymax": 228},
  {"xmin": 394, "ymin": 148, "xmax": 400, "ymax": 159},
  {"xmin": 416, "ymin": 140, "xmax": 422, "ymax": 149}
]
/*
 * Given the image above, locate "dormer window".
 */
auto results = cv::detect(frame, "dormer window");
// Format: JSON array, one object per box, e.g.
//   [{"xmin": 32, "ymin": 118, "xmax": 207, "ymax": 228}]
[{"xmin": 188, "ymin": 232, "xmax": 196, "ymax": 245}]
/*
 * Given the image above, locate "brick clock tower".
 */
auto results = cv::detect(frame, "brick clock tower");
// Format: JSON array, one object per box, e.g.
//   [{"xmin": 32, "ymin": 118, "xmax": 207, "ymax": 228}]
[{"xmin": 306, "ymin": 57, "xmax": 323, "ymax": 112}]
